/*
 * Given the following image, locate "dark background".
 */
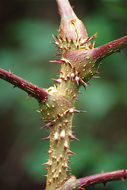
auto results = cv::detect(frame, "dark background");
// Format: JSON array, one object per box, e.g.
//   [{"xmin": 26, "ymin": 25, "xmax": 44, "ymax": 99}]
[{"xmin": 0, "ymin": 0, "xmax": 127, "ymax": 189}]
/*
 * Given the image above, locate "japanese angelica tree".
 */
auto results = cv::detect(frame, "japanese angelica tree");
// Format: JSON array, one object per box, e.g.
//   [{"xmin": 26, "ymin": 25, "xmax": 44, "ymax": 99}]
[{"xmin": 0, "ymin": 0, "xmax": 127, "ymax": 190}]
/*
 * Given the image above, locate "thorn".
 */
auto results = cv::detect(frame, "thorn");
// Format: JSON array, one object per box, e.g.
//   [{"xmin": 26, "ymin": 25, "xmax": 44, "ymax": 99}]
[
  {"xmin": 87, "ymin": 81, "xmax": 92, "ymax": 86},
  {"xmin": 67, "ymin": 74, "xmax": 70, "ymax": 79},
  {"xmin": 60, "ymin": 130, "xmax": 66, "ymax": 140},
  {"xmin": 78, "ymin": 91, "xmax": 82, "ymax": 94},
  {"xmin": 94, "ymin": 71, "xmax": 100, "ymax": 74},
  {"xmin": 69, "ymin": 108, "xmax": 74, "ymax": 113},
  {"xmin": 59, "ymin": 154, "xmax": 63, "ymax": 160},
  {"xmin": 53, "ymin": 131, "xmax": 59, "ymax": 141},
  {"xmin": 51, "ymin": 155, "xmax": 57, "ymax": 160},
  {"xmin": 70, "ymin": 109, "xmax": 86, "ymax": 113},
  {"xmin": 51, "ymin": 41, "xmax": 57, "ymax": 45},
  {"xmin": 50, "ymin": 60, "xmax": 63, "ymax": 64},
  {"xmin": 52, "ymin": 33, "xmax": 56, "ymax": 40},
  {"xmin": 92, "ymin": 75, "xmax": 100, "ymax": 79},
  {"xmin": 59, "ymin": 69, "xmax": 64, "ymax": 74},
  {"xmin": 42, "ymin": 136, "xmax": 50, "ymax": 140},
  {"xmin": 28, "ymin": 94, "xmax": 32, "ymax": 97},
  {"xmin": 73, "ymin": 94, "xmax": 77, "ymax": 98},
  {"xmin": 36, "ymin": 110, "xmax": 41, "ymax": 113},
  {"xmin": 66, "ymin": 169, "xmax": 71, "ymax": 172},
  {"xmin": 51, "ymin": 119, "xmax": 56, "ymax": 124},
  {"xmin": 42, "ymin": 175, "xmax": 47, "ymax": 177},
  {"xmin": 57, "ymin": 113, "xmax": 63, "ymax": 118},
  {"xmin": 107, "ymin": 44, "xmax": 112, "ymax": 48},
  {"xmin": 58, "ymin": 124, "xmax": 62, "ymax": 129},
  {"xmin": 69, "ymin": 132, "xmax": 80, "ymax": 141},
  {"xmin": 60, "ymin": 58, "xmax": 72, "ymax": 67},
  {"xmin": 40, "ymin": 123, "xmax": 51, "ymax": 130},
  {"xmin": 9, "ymin": 70, "xmax": 13, "ymax": 76},
  {"xmin": 80, "ymin": 79, "xmax": 87, "ymax": 89},
  {"xmin": 43, "ymin": 160, "xmax": 52, "ymax": 167},
  {"xmin": 71, "ymin": 73, "xmax": 75, "ymax": 79},
  {"xmin": 70, "ymin": 39, "xmax": 73, "ymax": 44},
  {"xmin": 59, "ymin": 169, "xmax": 62, "ymax": 174},
  {"xmin": 66, "ymin": 37, "xmax": 69, "ymax": 43},
  {"xmin": 87, "ymin": 32, "xmax": 97, "ymax": 42},
  {"xmin": 68, "ymin": 154, "xmax": 74, "ymax": 157},
  {"xmin": 75, "ymin": 76, "xmax": 80, "ymax": 85},
  {"xmin": 47, "ymin": 150, "xmax": 52, "ymax": 154},
  {"xmin": 59, "ymin": 36, "xmax": 63, "ymax": 42},
  {"xmin": 60, "ymin": 76, "xmax": 66, "ymax": 81},
  {"xmin": 52, "ymin": 78, "xmax": 62, "ymax": 84},
  {"xmin": 64, "ymin": 141, "xmax": 69, "ymax": 149},
  {"xmin": 68, "ymin": 150, "xmax": 76, "ymax": 155},
  {"xmin": 89, "ymin": 41, "xmax": 95, "ymax": 49},
  {"xmin": 62, "ymin": 163, "xmax": 69, "ymax": 169},
  {"xmin": 43, "ymin": 167, "xmax": 48, "ymax": 170},
  {"xmin": 64, "ymin": 119, "xmax": 69, "ymax": 124},
  {"xmin": 47, "ymin": 179, "xmax": 52, "ymax": 184},
  {"xmin": 21, "ymin": 83, "xmax": 25, "ymax": 87}
]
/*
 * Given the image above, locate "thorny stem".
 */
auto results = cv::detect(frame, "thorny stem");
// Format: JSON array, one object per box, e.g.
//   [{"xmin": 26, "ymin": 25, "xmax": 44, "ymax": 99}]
[
  {"xmin": 0, "ymin": 68, "xmax": 48, "ymax": 103},
  {"xmin": 92, "ymin": 35, "xmax": 127, "ymax": 62},
  {"xmin": 58, "ymin": 169, "xmax": 127, "ymax": 190},
  {"xmin": 0, "ymin": 0, "xmax": 127, "ymax": 189},
  {"xmin": 46, "ymin": 0, "xmax": 127, "ymax": 189},
  {"xmin": 78, "ymin": 169, "xmax": 127, "ymax": 189}
]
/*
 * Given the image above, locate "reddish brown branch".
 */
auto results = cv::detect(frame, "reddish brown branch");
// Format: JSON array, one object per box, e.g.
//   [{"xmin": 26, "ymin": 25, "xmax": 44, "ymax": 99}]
[
  {"xmin": 92, "ymin": 35, "xmax": 127, "ymax": 62},
  {"xmin": 0, "ymin": 68, "xmax": 48, "ymax": 103},
  {"xmin": 56, "ymin": 0, "xmax": 76, "ymax": 20},
  {"xmin": 78, "ymin": 169, "xmax": 127, "ymax": 189}
]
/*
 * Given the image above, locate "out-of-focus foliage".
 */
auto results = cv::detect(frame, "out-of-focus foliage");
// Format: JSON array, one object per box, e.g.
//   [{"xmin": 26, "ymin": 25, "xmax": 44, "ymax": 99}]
[{"xmin": 0, "ymin": 0, "xmax": 127, "ymax": 190}]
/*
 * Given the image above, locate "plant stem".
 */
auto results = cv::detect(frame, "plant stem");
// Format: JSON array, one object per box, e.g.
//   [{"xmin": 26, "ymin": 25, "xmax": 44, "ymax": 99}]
[
  {"xmin": 45, "ymin": 115, "xmax": 73, "ymax": 190},
  {"xmin": 44, "ymin": 63, "xmax": 80, "ymax": 189},
  {"xmin": 58, "ymin": 169, "xmax": 127, "ymax": 190},
  {"xmin": 56, "ymin": 0, "xmax": 77, "ymax": 20},
  {"xmin": 91, "ymin": 36, "xmax": 127, "ymax": 62},
  {"xmin": 0, "ymin": 68, "xmax": 48, "ymax": 103},
  {"xmin": 78, "ymin": 169, "xmax": 127, "ymax": 189}
]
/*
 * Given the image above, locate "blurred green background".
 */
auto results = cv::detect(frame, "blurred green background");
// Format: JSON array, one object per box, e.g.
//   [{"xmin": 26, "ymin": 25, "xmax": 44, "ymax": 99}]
[{"xmin": 0, "ymin": 0, "xmax": 127, "ymax": 189}]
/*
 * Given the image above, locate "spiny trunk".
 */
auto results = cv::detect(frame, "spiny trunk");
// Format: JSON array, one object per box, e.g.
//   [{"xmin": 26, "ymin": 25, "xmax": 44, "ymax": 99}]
[{"xmin": 40, "ymin": 62, "xmax": 80, "ymax": 189}]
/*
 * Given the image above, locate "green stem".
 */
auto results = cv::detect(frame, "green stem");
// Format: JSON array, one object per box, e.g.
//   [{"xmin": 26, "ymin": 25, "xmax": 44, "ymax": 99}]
[
  {"xmin": 42, "ymin": 64, "xmax": 80, "ymax": 189},
  {"xmin": 46, "ymin": 115, "xmax": 73, "ymax": 189}
]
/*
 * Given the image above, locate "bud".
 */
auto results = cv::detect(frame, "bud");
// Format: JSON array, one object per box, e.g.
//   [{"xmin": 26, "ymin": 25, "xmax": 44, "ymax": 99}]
[
  {"xmin": 58, "ymin": 17, "xmax": 88, "ymax": 42},
  {"xmin": 56, "ymin": 0, "xmax": 88, "ymax": 51}
]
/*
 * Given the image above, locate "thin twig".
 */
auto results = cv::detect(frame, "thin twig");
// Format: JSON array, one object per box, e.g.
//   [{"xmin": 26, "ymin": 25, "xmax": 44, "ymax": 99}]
[
  {"xmin": 78, "ymin": 169, "xmax": 127, "ymax": 189},
  {"xmin": 92, "ymin": 36, "xmax": 127, "ymax": 62},
  {"xmin": 0, "ymin": 68, "xmax": 48, "ymax": 103}
]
